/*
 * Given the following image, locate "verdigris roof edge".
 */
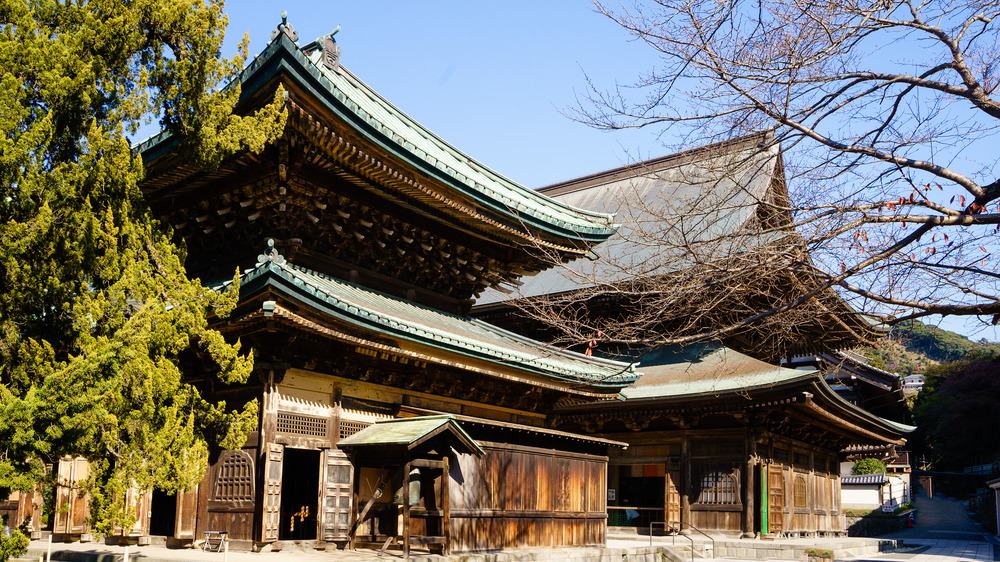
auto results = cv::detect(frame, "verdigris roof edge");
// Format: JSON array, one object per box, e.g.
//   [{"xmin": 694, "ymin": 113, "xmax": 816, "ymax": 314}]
[
  {"xmin": 228, "ymin": 261, "xmax": 637, "ymax": 389},
  {"xmin": 136, "ymin": 34, "xmax": 617, "ymax": 244}
]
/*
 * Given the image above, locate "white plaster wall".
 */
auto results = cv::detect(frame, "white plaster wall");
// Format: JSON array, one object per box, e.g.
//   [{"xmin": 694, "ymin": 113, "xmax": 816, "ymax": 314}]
[{"xmin": 841, "ymin": 485, "xmax": 881, "ymax": 508}]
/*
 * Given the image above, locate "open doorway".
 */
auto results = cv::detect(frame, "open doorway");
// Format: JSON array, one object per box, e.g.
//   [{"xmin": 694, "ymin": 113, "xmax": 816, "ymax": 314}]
[
  {"xmin": 148, "ymin": 489, "xmax": 176, "ymax": 536},
  {"xmin": 279, "ymin": 448, "xmax": 320, "ymax": 540}
]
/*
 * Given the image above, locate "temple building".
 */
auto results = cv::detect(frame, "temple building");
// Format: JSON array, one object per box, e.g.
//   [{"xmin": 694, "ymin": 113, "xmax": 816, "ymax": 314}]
[
  {"xmin": 6, "ymin": 15, "xmax": 911, "ymax": 553},
  {"xmin": 473, "ymin": 133, "xmax": 913, "ymax": 536}
]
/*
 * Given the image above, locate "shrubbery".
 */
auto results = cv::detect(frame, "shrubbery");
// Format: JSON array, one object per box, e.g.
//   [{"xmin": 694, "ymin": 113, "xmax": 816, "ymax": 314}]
[
  {"xmin": 852, "ymin": 458, "xmax": 887, "ymax": 475},
  {"xmin": 0, "ymin": 529, "xmax": 29, "ymax": 562}
]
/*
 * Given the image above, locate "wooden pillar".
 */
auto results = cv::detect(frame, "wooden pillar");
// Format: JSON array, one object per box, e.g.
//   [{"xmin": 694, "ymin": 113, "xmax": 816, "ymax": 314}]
[
  {"xmin": 403, "ymin": 460, "xmax": 411, "ymax": 559},
  {"xmin": 680, "ymin": 434, "xmax": 691, "ymax": 530},
  {"xmin": 441, "ymin": 455, "xmax": 450, "ymax": 556},
  {"xmin": 743, "ymin": 433, "xmax": 757, "ymax": 538},
  {"xmin": 257, "ymin": 370, "xmax": 278, "ymax": 544}
]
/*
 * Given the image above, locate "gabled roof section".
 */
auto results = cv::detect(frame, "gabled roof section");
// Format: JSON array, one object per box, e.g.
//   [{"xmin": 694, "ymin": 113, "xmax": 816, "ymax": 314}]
[
  {"xmin": 221, "ymin": 254, "xmax": 637, "ymax": 392},
  {"xmin": 336, "ymin": 415, "xmax": 485, "ymax": 457},
  {"xmin": 137, "ymin": 32, "xmax": 616, "ymax": 247},
  {"xmin": 476, "ymin": 132, "xmax": 785, "ymax": 304}
]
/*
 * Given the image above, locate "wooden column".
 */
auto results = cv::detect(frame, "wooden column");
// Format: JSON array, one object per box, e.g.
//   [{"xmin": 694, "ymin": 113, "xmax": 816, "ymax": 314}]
[
  {"xmin": 257, "ymin": 369, "xmax": 280, "ymax": 545},
  {"xmin": 441, "ymin": 455, "xmax": 450, "ymax": 556},
  {"xmin": 403, "ymin": 460, "xmax": 412, "ymax": 559},
  {"xmin": 743, "ymin": 433, "xmax": 757, "ymax": 538},
  {"xmin": 680, "ymin": 434, "xmax": 691, "ymax": 530}
]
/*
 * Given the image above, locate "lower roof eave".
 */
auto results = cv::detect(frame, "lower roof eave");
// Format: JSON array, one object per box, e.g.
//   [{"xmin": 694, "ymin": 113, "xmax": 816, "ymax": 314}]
[{"xmin": 222, "ymin": 304, "xmax": 626, "ymax": 400}]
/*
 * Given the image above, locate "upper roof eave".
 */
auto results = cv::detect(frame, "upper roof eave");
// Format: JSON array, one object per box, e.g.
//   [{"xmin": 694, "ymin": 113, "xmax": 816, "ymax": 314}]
[{"xmin": 136, "ymin": 33, "xmax": 616, "ymax": 246}]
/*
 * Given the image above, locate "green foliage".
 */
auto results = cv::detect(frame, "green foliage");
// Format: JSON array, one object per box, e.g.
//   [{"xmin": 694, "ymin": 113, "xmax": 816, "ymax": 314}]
[
  {"xmin": 851, "ymin": 458, "xmax": 886, "ymax": 475},
  {"xmin": 0, "ymin": 529, "xmax": 29, "ymax": 562},
  {"xmin": 893, "ymin": 321, "xmax": 1000, "ymax": 364},
  {"xmin": 0, "ymin": 0, "xmax": 285, "ymax": 533},
  {"xmin": 911, "ymin": 354, "xmax": 1000, "ymax": 470},
  {"xmin": 893, "ymin": 501, "xmax": 914, "ymax": 514}
]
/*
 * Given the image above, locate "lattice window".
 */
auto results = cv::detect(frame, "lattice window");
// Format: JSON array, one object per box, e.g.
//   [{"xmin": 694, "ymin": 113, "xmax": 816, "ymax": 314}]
[
  {"xmin": 697, "ymin": 471, "xmax": 738, "ymax": 504},
  {"xmin": 794, "ymin": 475, "xmax": 807, "ymax": 508},
  {"xmin": 214, "ymin": 451, "xmax": 254, "ymax": 502},
  {"xmin": 339, "ymin": 419, "xmax": 371, "ymax": 439},
  {"xmin": 276, "ymin": 411, "xmax": 327, "ymax": 437}
]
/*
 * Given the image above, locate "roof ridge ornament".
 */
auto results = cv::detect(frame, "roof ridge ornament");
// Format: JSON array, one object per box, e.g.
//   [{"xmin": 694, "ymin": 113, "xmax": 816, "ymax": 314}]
[
  {"xmin": 271, "ymin": 11, "xmax": 299, "ymax": 43},
  {"xmin": 321, "ymin": 26, "xmax": 342, "ymax": 70},
  {"xmin": 257, "ymin": 239, "xmax": 286, "ymax": 267}
]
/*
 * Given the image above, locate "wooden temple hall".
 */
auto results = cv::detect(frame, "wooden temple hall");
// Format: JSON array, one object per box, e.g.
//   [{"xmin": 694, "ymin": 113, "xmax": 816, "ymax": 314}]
[{"xmin": 2, "ymin": 16, "xmax": 911, "ymax": 555}]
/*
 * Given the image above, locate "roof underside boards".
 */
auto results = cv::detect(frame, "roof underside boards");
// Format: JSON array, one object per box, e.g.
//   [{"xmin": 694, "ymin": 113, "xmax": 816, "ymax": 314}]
[
  {"xmin": 137, "ymin": 34, "xmax": 616, "ymax": 247},
  {"xmin": 336, "ymin": 414, "xmax": 485, "ymax": 457},
  {"xmin": 476, "ymin": 135, "xmax": 783, "ymax": 305},
  {"xmin": 618, "ymin": 343, "xmax": 815, "ymax": 400},
  {"xmin": 227, "ymin": 259, "xmax": 637, "ymax": 390}
]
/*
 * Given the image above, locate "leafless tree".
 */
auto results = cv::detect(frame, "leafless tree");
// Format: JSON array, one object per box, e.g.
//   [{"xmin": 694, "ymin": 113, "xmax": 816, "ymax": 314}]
[{"xmin": 502, "ymin": 0, "xmax": 1000, "ymax": 358}]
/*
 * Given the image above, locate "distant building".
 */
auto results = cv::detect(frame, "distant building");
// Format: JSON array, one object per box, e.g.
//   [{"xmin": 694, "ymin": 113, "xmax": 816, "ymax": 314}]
[{"xmin": 902, "ymin": 374, "xmax": 925, "ymax": 395}]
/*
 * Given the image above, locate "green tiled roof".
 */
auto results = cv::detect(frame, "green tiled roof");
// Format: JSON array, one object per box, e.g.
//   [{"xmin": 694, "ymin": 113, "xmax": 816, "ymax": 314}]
[
  {"xmin": 228, "ymin": 259, "xmax": 637, "ymax": 388},
  {"xmin": 137, "ymin": 34, "xmax": 616, "ymax": 243},
  {"xmin": 337, "ymin": 415, "xmax": 485, "ymax": 456},
  {"xmin": 620, "ymin": 343, "xmax": 814, "ymax": 400},
  {"xmin": 297, "ymin": 46, "xmax": 615, "ymax": 239}
]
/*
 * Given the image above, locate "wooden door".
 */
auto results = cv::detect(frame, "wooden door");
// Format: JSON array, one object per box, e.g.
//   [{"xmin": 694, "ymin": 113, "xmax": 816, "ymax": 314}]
[
  {"xmin": 174, "ymin": 485, "xmax": 199, "ymax": 540},
  {"xmin": 54, "ymin": 457, "xmax": 89, "ymax": 535},
  {"xmin": 125, "ymin": 488, "xmax": 152, "ymax": 536},
  {"xmin": 321, "ymin": 449, "xmax": 353, "ymax": 542},
  {"xmin": 665, "ymin": 469, "xmax": 681, "ymax": 525},
  {"xmin": 766, "ymin": 465, "xmax": 784, "ymax": 534},
  {"xmin": 261, "ymin": 444, "xmax": 283, "ymax": 542}
]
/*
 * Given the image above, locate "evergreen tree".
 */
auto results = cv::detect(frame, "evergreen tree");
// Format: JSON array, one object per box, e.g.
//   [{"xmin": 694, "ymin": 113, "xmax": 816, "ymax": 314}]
[{"xmin": 0, "ymin": 0, "xmax": 285, "ymax": 533}]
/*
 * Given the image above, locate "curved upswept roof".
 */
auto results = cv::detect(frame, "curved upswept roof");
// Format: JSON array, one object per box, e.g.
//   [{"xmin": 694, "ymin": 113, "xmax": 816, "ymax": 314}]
[
  {"xmin": 219, "ymin": 256, "xmax": 638, "ymax": 392},
  {"xmin": 137, "ymin": 33, "xmax": 616, "ymax": 247}
]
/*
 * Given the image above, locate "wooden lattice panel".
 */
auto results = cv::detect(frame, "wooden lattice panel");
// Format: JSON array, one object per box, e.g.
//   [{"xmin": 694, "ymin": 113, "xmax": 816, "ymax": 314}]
[
  {"xmin": 213, "ymin": 451, "xmax": 254, "ymax": 502},
  {"xmin": 276, "ymin": 412, "xmax": 327, "ymax": 437},
  {"xmin": 339, "ymin": 419, "xmax": 371, "ymax": 439}
]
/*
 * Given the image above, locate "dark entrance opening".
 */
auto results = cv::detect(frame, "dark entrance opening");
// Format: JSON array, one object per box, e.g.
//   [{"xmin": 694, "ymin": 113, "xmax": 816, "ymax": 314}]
[
  {"xmin": 149, "ymin": 489, "xmax": 176, "ymax": 536},
  {"xmin": 279, "ymin": 448, "xmax": 320, "ymax": 540}
]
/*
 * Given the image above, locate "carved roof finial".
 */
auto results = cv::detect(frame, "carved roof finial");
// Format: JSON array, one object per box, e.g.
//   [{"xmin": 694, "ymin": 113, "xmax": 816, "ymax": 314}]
[
  {"xmin": 257, "ymin": 238, "xmax": 286, "ymax": 267},
  {"xmin": 271, "ymin": 11, "xmax": 299, "ymax": 43},
  {"xmin": 321, "ymin": 26, "xmax": 342, "ymax": 70}
]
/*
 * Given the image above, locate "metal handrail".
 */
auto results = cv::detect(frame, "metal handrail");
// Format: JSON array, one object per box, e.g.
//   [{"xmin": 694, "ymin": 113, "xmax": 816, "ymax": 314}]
[{"xmin": 648, "ymin": 521, "xmax": 715, "ymax": 562}]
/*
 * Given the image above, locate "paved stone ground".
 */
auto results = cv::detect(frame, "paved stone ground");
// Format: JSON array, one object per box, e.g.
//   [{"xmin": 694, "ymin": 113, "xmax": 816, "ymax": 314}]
[
  {"xmin": 15, "ymin": 488, "xmax": 997, "ymax": 562},
  {"xmin": 848, "ymin": 488, "xmax": 997, "ymax": 562}
]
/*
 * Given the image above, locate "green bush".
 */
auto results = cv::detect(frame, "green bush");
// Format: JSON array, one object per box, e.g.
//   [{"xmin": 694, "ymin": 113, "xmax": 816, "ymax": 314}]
[
  {"xmin": 852, "ymin": 458, "xmax": 887, "ymax": 475},
  {"xmin": 0, "ymin": 529, "xmax": 29, "ymax": 562}
]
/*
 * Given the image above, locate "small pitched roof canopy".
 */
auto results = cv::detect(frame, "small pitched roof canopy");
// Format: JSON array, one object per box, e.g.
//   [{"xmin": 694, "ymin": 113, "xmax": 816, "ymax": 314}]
[{"xmin": 337, "ymin": 415, "xmax": 485, "ymax": 458}]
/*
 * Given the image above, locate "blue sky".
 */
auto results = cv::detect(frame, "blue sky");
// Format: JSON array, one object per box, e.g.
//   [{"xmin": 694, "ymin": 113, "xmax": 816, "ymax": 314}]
[
  {"xmin": 212, "ymin": 2, "xmax": 997, "ymax": 342},
  {"xmin": 221, "ymin": 1, "xmax": 662, "ymax": 188}
]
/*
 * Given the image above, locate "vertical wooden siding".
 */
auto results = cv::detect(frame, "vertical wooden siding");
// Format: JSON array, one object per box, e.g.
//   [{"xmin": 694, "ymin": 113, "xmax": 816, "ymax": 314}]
[{"xmin": 448, "ymin": 442, "xmax": 607, "ymax": 553}]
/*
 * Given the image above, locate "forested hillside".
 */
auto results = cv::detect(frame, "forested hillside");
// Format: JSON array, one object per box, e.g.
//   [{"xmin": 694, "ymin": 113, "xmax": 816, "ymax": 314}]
[{"xmin": 859, "ymin": 320, "xmax": 999, "ymax": 375}]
